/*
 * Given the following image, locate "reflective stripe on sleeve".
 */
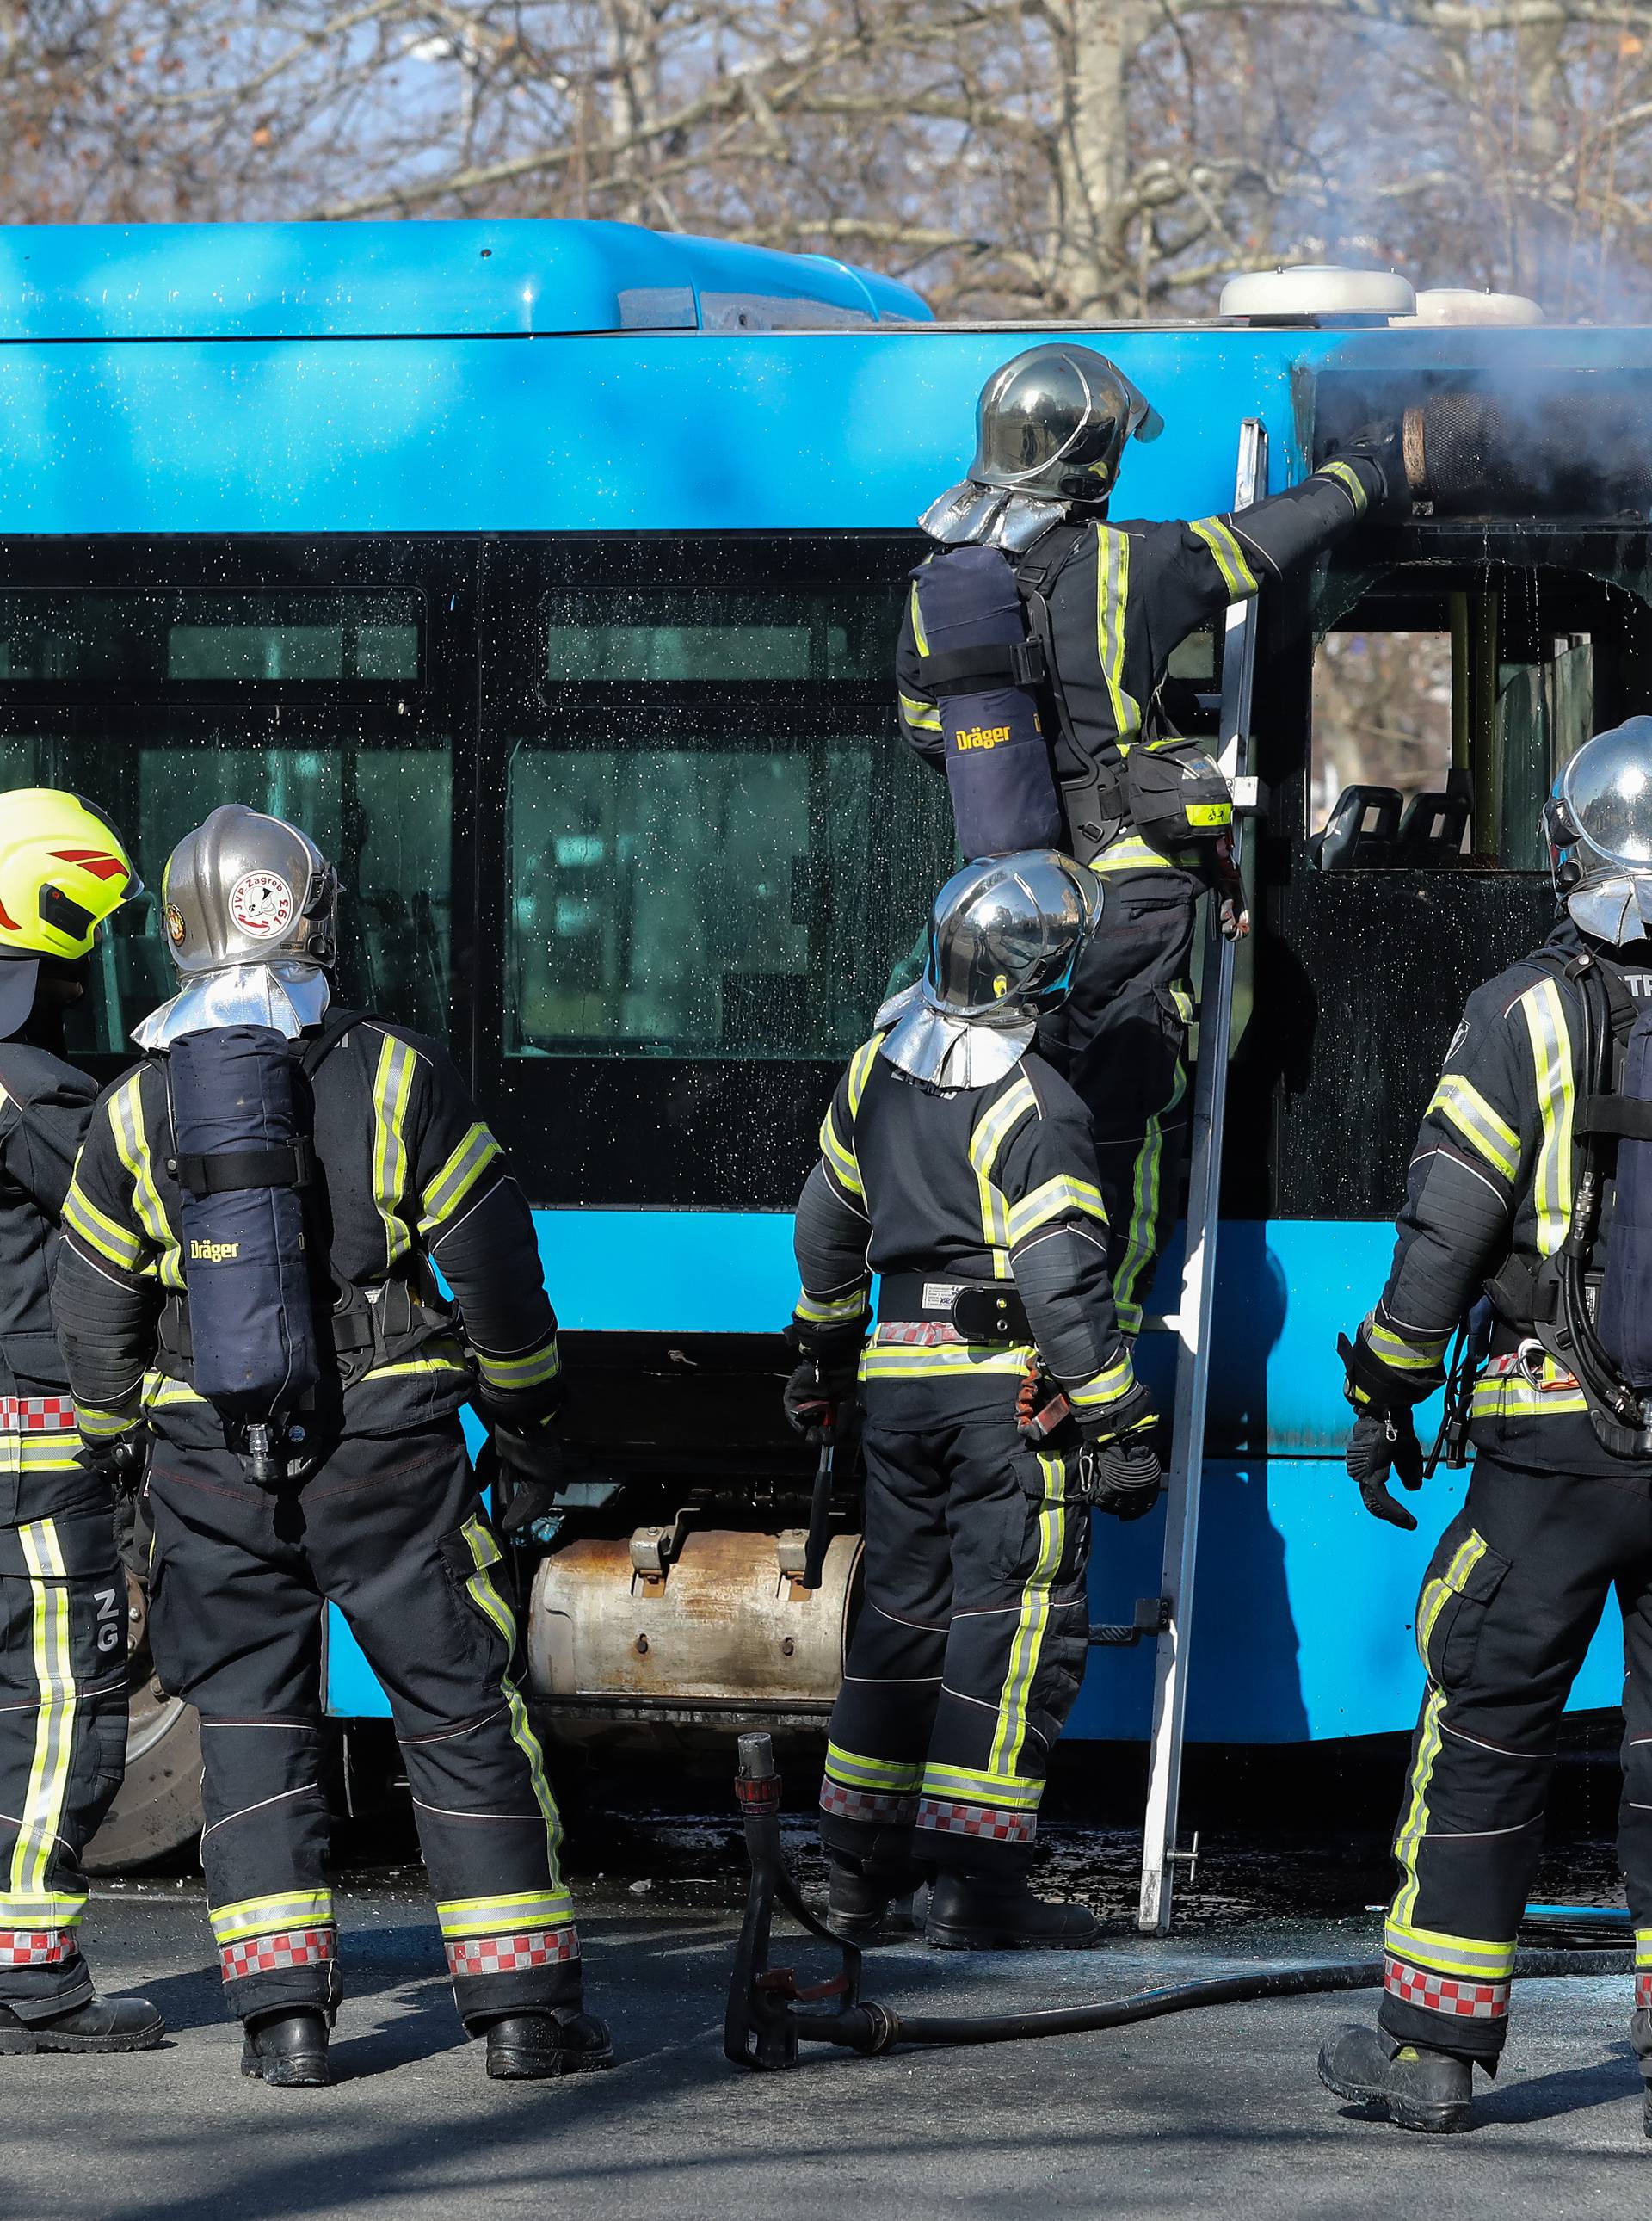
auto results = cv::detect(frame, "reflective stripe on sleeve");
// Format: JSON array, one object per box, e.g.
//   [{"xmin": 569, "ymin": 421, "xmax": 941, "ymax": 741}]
[
  {"xmin": 1365, "ymin": 1314, "xmax": 1451, "ymax": 1377},
  {"xmin": 62, "ymin": 1180, "xmax": 145, "ymax": 1274},
  {"xmin": 109, "ymin": 1072, "xmax": 181, "ymax": 1289},
  {"xmin": 419, "ymin": 1121, "xmax": 502, "ymax": 1234},
  {"xmin": 1006, "ymin": 1173, "xmax": 1108, "ymax": 1247},
  {"xmin": 1316, "ymin": 460, "xmax": 1370, "ymax": 516},
  {"xmin": 1065, "ymin": 1354, "xmax": 1137, "ymax": 1409},
  {"xmin": 1189, "ymin": 515, "xmax": 1260, "ymax": 599},
  {"xmin": 1095, "ymin": 527, "xmax": 1143, "ymax": 743},
  {"xmin": 1427, "ymin": 1075, "xmax": 1520, "ymax": 1182},
  {"xmin": 899, "ymin": 691, "xmax": 942, "ymax": 733},
  {"xmin": 794, "ymin": 1284, "xmax": 871, "ymax": 1327},
  {"xmin": 474, "ymin": 1341, "xmax": 561, "ymax": 1393}
]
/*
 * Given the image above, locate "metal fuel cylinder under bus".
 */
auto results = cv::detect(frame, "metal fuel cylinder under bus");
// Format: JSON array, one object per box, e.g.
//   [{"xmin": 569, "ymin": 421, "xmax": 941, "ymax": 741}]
[{"xmin": 527, "ymin": 1528, "xmax": 863, "ymax": 1737}]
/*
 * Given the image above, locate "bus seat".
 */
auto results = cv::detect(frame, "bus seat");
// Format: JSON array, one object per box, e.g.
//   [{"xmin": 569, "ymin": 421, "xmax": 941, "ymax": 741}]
[
  {"xmin": 1393, "ymin": 787, "xmax": 1470, "ymax": 867},
  {"xmin": 1310, "ymin": 784, "xmax": 1402, "ymax": 872}
]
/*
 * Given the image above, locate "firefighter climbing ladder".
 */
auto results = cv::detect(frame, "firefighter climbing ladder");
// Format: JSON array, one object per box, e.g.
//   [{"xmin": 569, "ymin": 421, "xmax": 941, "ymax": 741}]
[{"xmin": 1137, "ymin": 418, "xmax": 1267, "ymax": 1934}]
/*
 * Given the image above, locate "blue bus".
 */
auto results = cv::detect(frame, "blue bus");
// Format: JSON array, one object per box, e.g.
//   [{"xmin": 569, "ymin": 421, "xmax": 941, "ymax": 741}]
[{"xmin": 0, "ymin": 221, "xmax": 1631, "ymax": 1862}]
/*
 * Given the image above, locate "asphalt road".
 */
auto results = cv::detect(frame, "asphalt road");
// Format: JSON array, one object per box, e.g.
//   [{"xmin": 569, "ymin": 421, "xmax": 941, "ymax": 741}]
[{"xmin": 3, "ymin": 1871, "xmax": 1649, "ymax": 2221}]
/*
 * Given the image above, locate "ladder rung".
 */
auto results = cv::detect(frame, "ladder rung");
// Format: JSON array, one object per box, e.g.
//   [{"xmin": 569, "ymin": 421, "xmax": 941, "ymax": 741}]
[{"xmin": 1140, "ymin": 1312, "xmax": 1181, "ymax": 1336}]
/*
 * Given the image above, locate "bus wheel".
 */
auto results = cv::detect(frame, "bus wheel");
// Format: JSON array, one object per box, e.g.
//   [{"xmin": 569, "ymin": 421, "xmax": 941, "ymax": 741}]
[{"xmin": 83, "ymin": 1568, "xmax": 203, "ymax": 1873}]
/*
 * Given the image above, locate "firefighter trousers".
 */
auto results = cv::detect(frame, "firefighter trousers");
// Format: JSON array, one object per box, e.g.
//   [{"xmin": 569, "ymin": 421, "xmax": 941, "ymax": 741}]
[
  {"xmin": 819, "ymin": 1393, "xmax": 1090, "ymax": 1882},
  {"xmin": 1380, "ymin": 1451, "xmax": 1652, "ymax": 2064},
  {"xmin": 145, "ymin": 1419, "xmax": 579, "ymax": 2031},
  {"xmin": 1037, "ymin": 870, "xmax": 1197, "ymax": 1333},
  {"xmin": 0, "ymin": 1452, "xmax": 127, "ymax": 2020}
]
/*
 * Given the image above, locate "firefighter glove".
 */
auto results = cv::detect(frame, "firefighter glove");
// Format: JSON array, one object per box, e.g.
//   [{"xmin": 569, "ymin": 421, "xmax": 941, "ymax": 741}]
[
  {"xmin": 1077, "ymin": 1385, "xmax": 1163, "ymax": 1521},
  {"xmin": 783, "ymin": 1323, "xmax": 863, "ymax": 1445},
  {"xmin": 1328, "ymin": 422, "xmax": 1409, "ymax": 521},
  {"xmin": 78, "ymin": 1426, "xmax": 151, "ymax": 1502},
  {"xmin": 1346, "ymin": 1410, "xmax": 1425, "ymax": 1531}
]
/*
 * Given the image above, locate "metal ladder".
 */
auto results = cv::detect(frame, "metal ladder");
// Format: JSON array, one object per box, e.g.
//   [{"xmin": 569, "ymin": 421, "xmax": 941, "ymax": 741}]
[{"xmin": 1136, "ymin": 418, "xmax": 1268, "ymax": 1934}]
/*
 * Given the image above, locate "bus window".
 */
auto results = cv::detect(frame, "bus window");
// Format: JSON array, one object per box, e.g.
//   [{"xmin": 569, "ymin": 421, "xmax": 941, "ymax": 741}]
[
  {"xmin": 1307, "ymin": 570, "xmax": 1606, "ymax": 870},
  {"xmin": 0, "ymin": 592, "xmax": 420, "ymax": 685},
  {"xmin": 506, "ymin": 728, "xmax": 946, "ymax": 1061}
]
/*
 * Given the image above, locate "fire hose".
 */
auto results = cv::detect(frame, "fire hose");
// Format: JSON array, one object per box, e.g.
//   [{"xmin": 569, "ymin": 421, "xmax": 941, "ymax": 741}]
[{"xmin": 723, "ymin": 1733, "xmax": 1630, "ymax": 2070}]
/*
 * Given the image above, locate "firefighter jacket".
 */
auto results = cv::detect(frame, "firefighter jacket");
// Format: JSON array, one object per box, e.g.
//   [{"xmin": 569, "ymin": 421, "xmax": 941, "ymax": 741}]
[
  {"xmin": 0, "ymin": 1041, "xmax": 96, "ymax": 1400},
  {"xmin": 1355, "ymin": 915, "xmax": 1652, "ymax": 1476},
  {"xmin": 52, "ymin": 1015, "xmax": 559, "ymax": 1452},
  {"xmin": 895, "ymin": 458, "xmax": 1383, "ymax": 876},
  {"xmin": 792, "ymin": 1031, "xmax": 1135, "ymax": 1421}
]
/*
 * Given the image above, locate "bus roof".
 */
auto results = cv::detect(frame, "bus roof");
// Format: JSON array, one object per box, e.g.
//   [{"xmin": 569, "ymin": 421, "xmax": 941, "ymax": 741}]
[{"xmin": 0, "ymin": 220, "xmax": 932, "ymax": 342}]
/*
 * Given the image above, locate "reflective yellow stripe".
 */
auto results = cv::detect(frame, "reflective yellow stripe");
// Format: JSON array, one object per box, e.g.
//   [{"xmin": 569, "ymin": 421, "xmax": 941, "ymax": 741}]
[
  {"xmin": 1384, "ymin": 1918, "xmax": 1515, "ymax": 1982},
  {"xmin": 419, "ymin": 1121, "xmax": 502, "ymax": 1234},
  {"xmin": 1637, "ymin": 1928, "xmax": 1652, "ymax": 1972},
  {"xmin": 474, "ymin": 1340, "xmax": 562, "ymax": 1392},
  {"xmin": 909, "ymin": 581, "xmax": 929, "ymax": 658},
  {"xmin": 847, "ymin": 1033, "xmax": 885, "ymax": 1117},
  {"xmin": 1365, "ymin": 1316, "xmax": 1451, "ymax": 1376},
  {"xmin": 1088, "ymin": 832, "xmax": 1197, "ymax": 873},
  {"xmin": 1317, "ymin": 459, "xmax": 1369, "ymax": 516},
  {"xmin": 1113, "ymin": 1035, "xmax": 1188, "ymax": 1334},
  {"xmin": 1189, "ymin": 515, "xmax": 1259, "ymax": 599},
  {"xmin": 1066, "ymin": 1354, "xmax": 1137, "ymax": 1408},
  {"xmin": 795, "ymin": 1285, "xmax": 871, "ymax": 1327},
  {"xmin": 63, "ymin": 1180, "xmax": 145, "ymax": 1274},
  {"xmin": 1006, "ymin": 1174, "xmax": 1108, "ymax": 1246},
  {"xmin": 210, "ymin": 1890, "xmax": 335, "ymax": 1945},
  {"xmin": 0, "ymin": 1891, "xmax": 84, "ymax": 1927},
  {"xmin": 921, "ymin": 1763, "xmax": 1045, "ymax": 1812},
  {"xmin": 969, "ymin": 1074, "xmax": 1039, "ymax": 1271},
  {"xmin": 825, "ymin": 1743, "xmax": 923, "ymax": 1792},
  {"xmin": 1521, "ymin": 979, "xmax": 1575, "ymax": 1255},
  {"xmin": 1095, "ymin": 526, "xmax": 1142, "ymax": 743},
  {"xmin": 143, "ymin": 1372, "xmax": 206, "ymax": 1410},
  {"xmin": 110, "ymin": 1072, "xmax": 180, "ymax": 1289},
  {"xmin": 899, "ymin": 691, "xmax": 942, "ymax": 732},
  {"xmin": 1469, "ymin": 1371, "xmax": 1589, "ymax": 1421},
  {"xmin": 819, "ymin": 1105, "xmax": 862, "ymax": 1200},
  {"xmin": 366, "ymin": 1354, "xmax": 470, "ymax": 1382},
  {"xmin": 73, "ymin": 1404, "xmax": 135, "ymax": 1442},
  {"xmin": 859, "ymin": 1342, "xmax": 1032, "ymax": 1381},
  {"xmin": 11, "ymin": 1521, "xmax": 76, "ymax": 1909},
  {"xmin": 1427, "ymin": 1074, "xmax": 1520, "ymax": 1182},
  {"xmin": 1, "ymin": 1437, "xmax": 84, "ymax": 1474},
  {"xmin": 1415, "ymin": 1532, "xmax": 1487, "ymax": 1669},
  {"xmin": 459, "ymin": 1515, "xmax": 565, "ymax": 1879},
  {"xmin": 989, "ymin": 1456, "xmax": 1067, "ymax": 1780},
  {"xmin": 1392, "ymin": 1687, "xmax": 1445, "ymax": 1928},
  {"xmin": 436, "ymin": 1890, "xmax": 576, "ymax": 1938},
  {"xmin": 370, "ymin": 1030, "xmax": 419, "ymax": 1274}
]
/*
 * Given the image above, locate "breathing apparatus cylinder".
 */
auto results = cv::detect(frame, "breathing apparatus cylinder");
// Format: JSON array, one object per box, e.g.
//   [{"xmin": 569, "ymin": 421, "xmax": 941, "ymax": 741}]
[
  {"xmin": 912, "ymin": 547, "xmax": 1063, "ymax": 861},
  {"xmin": 1597, "ymin": 999, "xmax": 1652, "ymax": 1391},
  {"xmin": 169, "ymin": 1024, "xmax": 320, "ymax": 1478}
]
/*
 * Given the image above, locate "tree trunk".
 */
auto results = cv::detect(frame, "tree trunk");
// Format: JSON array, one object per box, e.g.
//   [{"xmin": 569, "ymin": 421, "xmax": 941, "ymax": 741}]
[{"xmin": 1048, "ymin": 0, "xmax": 1150, "ymax": 316}]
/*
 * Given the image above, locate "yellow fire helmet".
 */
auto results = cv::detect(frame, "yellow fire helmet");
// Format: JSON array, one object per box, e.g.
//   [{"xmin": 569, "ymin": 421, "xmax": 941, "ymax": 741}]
[{"xmin": 0, "ymin": 787, "xmax": 139, "ymax": 1040}]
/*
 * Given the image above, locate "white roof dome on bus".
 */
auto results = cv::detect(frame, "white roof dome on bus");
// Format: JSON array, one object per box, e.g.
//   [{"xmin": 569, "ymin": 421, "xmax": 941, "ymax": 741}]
[
  {"xmin": 1396, "ymin": 288, "xmax": 1545, "ymax": 327},
  {"xmin": 1218, "ymin": 264, "xmax": 1415, "ymax": 323}
]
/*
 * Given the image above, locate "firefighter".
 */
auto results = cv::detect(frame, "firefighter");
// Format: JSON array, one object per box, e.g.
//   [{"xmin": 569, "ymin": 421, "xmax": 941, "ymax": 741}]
[
  {"xmin": 784, "ymin": 852, "xmax": 1160, "ymax": 1950},
  {"xmin": 0, "ymin": 788, "xmax": 160, "ymax": 2056},
  {"xmin": 898, "ymin": 346, "xmax": 1405, "ymax": 1327},
  {"xmin": 1318, "ymin": 718, "xmax": 1652, "ymax": 2135},
  {"xmin": 50, "ymin": 805, "xmax": 608, "ymax": 2088}
]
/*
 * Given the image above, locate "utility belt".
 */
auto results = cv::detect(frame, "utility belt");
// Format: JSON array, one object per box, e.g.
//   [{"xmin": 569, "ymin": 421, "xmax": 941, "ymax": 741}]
[
  {"xmin": 1483, "ymin": 1250, "xmax": 1652, "ymax": 1453},
  {"xmin": 876, "ymin": 1273, "xmax": 1032, "ymax": 1346},
  {"xmin": 157, "ymin": 1274, "xmax": 455, "ymax": 1393}
]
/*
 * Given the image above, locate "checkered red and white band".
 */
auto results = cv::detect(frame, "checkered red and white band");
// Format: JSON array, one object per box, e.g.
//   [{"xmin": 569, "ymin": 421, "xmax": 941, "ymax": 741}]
[
  {"xmin": 219, "ymin": 1928, "xmax": 337, "ymax": 1983},
  {"xmin": 446, "ymin": 1928, "xmax": 580, "ymax": 1977},
  {"xmin": 820, "ymin": 1780, "xmax": 918, "ymax": 1825},
  {"xmin": 0, "ymin": 1395, "xmax": 75, "ymax": 1434},
  {"xmin": 0, "ymin": 1929, "xmax": 69, "ymax": 1966},
  {"xmin": 916, "ymin": 1796, "xmax": 1035, "ymax": 1845},
  {"xmin": 872, "ymin": 1322, "xmax": 965, "ymax": 1348},
  {"xmin": 1637, "ymin": 1971, "xmax": 1652, "ymax": 2012},
  {"xmin": 1384, "ymin": 1955, "xmax": 1509, "ymax": 2020}
]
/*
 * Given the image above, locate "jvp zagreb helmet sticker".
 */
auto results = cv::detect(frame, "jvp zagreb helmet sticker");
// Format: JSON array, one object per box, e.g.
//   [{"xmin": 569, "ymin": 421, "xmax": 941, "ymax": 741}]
[{"xmin": 229, "ymin": 869, "xmax": 295, "ymax": 939}]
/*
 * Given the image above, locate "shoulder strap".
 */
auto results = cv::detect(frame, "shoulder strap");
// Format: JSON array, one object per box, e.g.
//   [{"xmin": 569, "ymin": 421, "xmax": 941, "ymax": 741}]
[{"xmin": 300, "ymin": 1005, "xmax": 369, "ymax": 1078}]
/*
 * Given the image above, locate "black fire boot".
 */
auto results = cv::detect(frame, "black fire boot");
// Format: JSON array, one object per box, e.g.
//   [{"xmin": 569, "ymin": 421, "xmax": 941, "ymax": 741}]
[
  {"xmin": 0, "ymin": 1992, "xmax": 165, "ymax": 2055},
  {"xmin": 1318, "ymin": 2022, "xmax": 1476, "ymax": 2133},
  {"xmin": 825, "ymin": 1858, "xmax": 929, "ymax": 1945},
  {"xmin": 483, "ymin": 2008, "xmax": 614, "ymax": 2081},
  {"xmin": 924, "ymin": 1872, "xmax": 1100, "ymax": 1951},
  {"xmin": 241, "ymin": 2006, "xmax": 330, "ymax": 2088}
]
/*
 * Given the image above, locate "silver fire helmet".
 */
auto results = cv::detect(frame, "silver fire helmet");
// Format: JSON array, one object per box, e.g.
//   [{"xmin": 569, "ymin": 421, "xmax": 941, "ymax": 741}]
[
  {"xmin": 134, "ymin": 805, "xmax": 339, "ymax": 1049},
  {"xmin": 1549, "ymin": 719, "xmax": 1652, "ymax": 945},
  {"xmin": 878, "ymin": 852, "xmax": 1102, "ymax": 1089},
  {"xmin": 921, "ymin": 345, "xmax": 1164, "ymax": 553}
]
